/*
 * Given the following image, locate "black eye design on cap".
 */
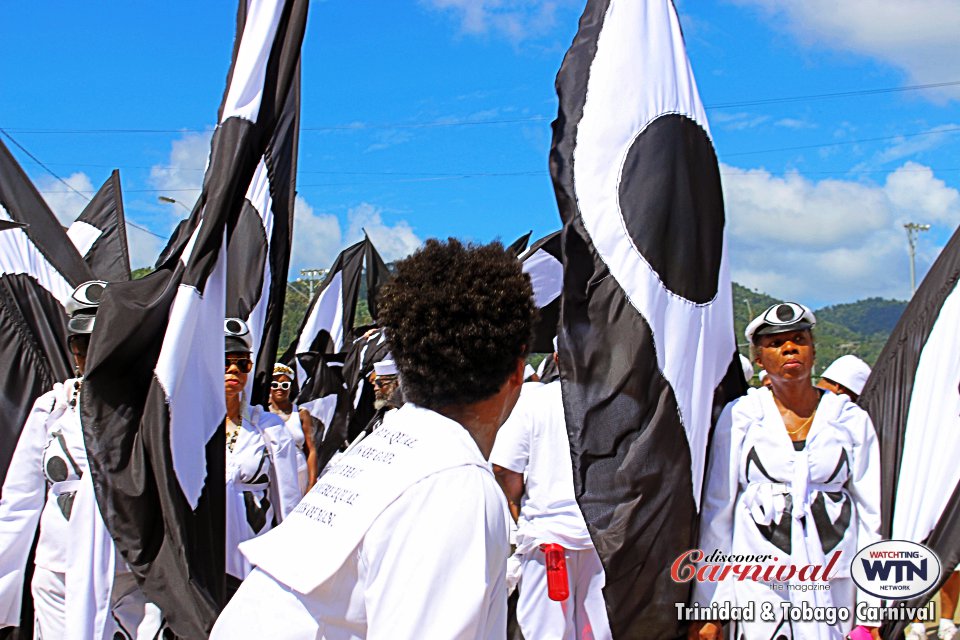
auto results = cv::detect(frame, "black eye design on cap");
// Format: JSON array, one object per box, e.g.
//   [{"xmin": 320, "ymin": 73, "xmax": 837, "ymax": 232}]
[
  {"xmin": 224, "ymin": 318, "xmax": 250, "ymax": 337},
  {"xmin": 72, "ymin": 280, "xmax": 107, "ymax": 306},
  {"xmin": 764, "ymin": 302, "xmax": 805, "ymax": 326}
]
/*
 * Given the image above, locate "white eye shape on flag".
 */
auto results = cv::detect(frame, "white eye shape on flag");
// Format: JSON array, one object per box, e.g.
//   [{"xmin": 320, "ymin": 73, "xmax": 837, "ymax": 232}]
[{"xmin": 573, "ymin": 0, "xmax": 734, "ymax": 504}]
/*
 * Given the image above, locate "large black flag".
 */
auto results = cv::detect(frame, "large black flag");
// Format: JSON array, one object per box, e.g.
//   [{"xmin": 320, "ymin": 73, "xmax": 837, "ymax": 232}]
[
  {"xmin": 0, "ymin": 139, "xmax": 94, "ymax": 486},
  {"xmin": 860, "ymin": 223, "xmax": 960, "ymax": 640},
  {"xmin": 520, "ymin": 230, "xmax": 562, "ymax": 353},
  {"xmin": 551, "ymin": 1, "xmax": 741, "ymax": 636},
  {"xmin": 80, "ymin": 1, "xmax": 308, "ymax": 637},
  {"xmin": 67, "ymin": 169, "xmax": 131, "ymax": 282}
]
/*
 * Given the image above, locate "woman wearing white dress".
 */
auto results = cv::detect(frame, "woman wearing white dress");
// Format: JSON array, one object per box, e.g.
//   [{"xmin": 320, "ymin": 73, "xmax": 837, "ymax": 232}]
[
  {"xmin": 692, "ymin": 303, "xmax": 882, "ymax": 640},
  {"xmin": 267, "ymin": 363, "xmax": 317, "ymax": 493},
  {"xmin": 0, "ymin": 281, "xmax": 163, "ymax": 639},
  {"xmin": 223, "ymin": 319, "xmax": 302, "ymax": 597}
]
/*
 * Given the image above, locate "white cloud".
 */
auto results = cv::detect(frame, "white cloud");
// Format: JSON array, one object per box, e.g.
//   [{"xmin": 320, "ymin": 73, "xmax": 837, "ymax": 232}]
[
  {"xmin": 711, "ymin": 111, "xmax": 770, "ymax": 131},
  {"xmin": 148, "ymin": 130, "xmax": 211, "ymax": 197},
  {"xmin": 288, "ymin": 199, "xmax": 422, "ymax": 278},
  {"xmin": 36, "ymin": 172, "xmax": 94, "ymax": 226},
  {"xmin": 344, "ymin": 203, "xmax": 423, "ymax": 262},
  {"xmin": 733, "ymin": 0, "xmax": 960, "ymax": 100},
  {"xmin": 421, "ymin": 0, "xmax": 564, "ymax": 43},
  {"xmin": 721, "ymin": 161, "xmax": 960, "ymax": 304}
]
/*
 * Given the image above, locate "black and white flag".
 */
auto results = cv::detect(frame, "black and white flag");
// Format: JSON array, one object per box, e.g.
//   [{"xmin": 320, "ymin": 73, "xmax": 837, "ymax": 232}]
[
  {"xmin": 551, "ymin": 1, "xmax": 741, "ymax": 636},
  {"xmin": 860, "ymin": 223, "xmax": 960, "ymax": 640},
  {"xmin": 0, "ymin": 139, "xmax": 94, "ymax": 485},
  {"xmin": 284, "ymin": 238, "xmax": 366, "ymax": 386},
  {"xmin": 520, "ymin": 230, "xmax": 562, "ymax": 353},
  {"xmin": 506, "ymin": 230, "xmax": 532, "ymax": 257},
  {"xmin": 80, "ymin": 1, "xmax": 307, "ymax": 636},
  {"xmin": 68, "ymin": 169, "xmax": 131, "ymax": 282}
]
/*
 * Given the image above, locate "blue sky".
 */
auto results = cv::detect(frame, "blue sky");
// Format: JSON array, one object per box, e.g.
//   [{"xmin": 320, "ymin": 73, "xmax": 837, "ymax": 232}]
[{"xmin": 2, "ymin": 1, "xmax": 960, "ymax": 307}]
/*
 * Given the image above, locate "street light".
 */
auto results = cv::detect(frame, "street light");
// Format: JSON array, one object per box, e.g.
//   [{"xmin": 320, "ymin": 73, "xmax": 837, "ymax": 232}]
[
  {"xmin": 158, "ymin": 195, "xmax": 193, "ymax": 213},
  {"xmin": 904, "ymin": 222, "xmax": 931, "ymax": 295},
  {"xmin": 298, "ymin": 268, "xmax": 328, "ymax": 298}
]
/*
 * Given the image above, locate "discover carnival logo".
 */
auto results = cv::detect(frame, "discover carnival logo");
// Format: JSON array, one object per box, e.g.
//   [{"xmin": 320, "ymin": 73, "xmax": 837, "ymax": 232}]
[{"xmin": 851, "ymin": 540, "xmax": 941, "ymax": 600}]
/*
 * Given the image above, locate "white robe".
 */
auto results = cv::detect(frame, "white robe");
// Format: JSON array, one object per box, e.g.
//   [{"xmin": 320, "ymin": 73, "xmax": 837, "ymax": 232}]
[
  {"xmin": 210, "ymin": 403, "xmax": 510, "ymax": 639},
  {"xmin": 226, "ymin": 406, "xmax": 303, "ymax": 580},
  {"xmin": 0, "ymin": 380, "xmax": 162, "ymax": 639},
  {"xmin": 695, "ymin": 388, "xmax": 881, "ymax": 640}
]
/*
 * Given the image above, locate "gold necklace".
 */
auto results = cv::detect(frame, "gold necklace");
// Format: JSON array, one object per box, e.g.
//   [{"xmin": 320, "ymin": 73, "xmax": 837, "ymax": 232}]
[{"xmin": 785, "ymin": 411, "xmax": 815, "ymax": 436}]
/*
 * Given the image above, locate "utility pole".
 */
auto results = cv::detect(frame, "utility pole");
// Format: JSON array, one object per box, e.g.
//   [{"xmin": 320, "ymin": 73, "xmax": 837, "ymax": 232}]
[
  {"xmin": 299, "ymin": 268, "xmax": 327, "ymax": 298},
  {"xmin": 904, "ymin": 222, "xmax": 930, "ymax": 295}
]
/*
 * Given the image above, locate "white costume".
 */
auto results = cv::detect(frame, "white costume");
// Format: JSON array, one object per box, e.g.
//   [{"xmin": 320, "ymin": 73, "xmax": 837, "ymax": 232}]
[
  {"xmin": 211, "ymin": 403, "xmax": 510, "ymax": 639},
  {"xmin": 0, "ymin": 380, "xmax": 163, "ymax": 639},
  {"xmin": 490, "ymin": 381, "xmax": 612, "ymax": 640},
  {"xmin": 272, "ymin": 404, "xmax": 310, "ymax": 495},
  {"xmin": 695, "ymin": 387, "xmax": 881, "ymax": 640},
  {"xmin": 226, "ymin": 405, "xmax": 302, "ymax": 582}
]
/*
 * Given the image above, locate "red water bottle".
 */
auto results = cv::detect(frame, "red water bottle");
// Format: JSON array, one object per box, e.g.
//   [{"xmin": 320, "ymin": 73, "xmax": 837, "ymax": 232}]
[{"xmin": 540, "ymin": 543, "xmax": 570, "ymax": 601}]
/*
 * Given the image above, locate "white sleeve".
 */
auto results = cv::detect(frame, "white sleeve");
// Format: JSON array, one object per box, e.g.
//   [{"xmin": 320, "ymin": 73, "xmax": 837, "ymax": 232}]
[
  {"xmin": 0, "ymin": 391, "xmax": 55, "ymax": 626},
  {"xmin": 846, "ymin": 406, "xmax": 883, "ymax": 624},
  {"xmin": 361, "ymin": 466, "xmax": 507, "ymax": 639},
  {"xmin": 489, "ymin": 403, "xmax": 530, "ymax": 474},
  {"xmin": 263, "ymin": 420, "xmax": 304, "ymax": 520},
  {"xmin": 693, "ymin": 402, "xmax": 742, "ymax": 608}
]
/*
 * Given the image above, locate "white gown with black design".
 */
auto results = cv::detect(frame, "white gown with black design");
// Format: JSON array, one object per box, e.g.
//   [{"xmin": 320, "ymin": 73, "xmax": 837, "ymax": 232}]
[
  {"xmin": 226, "ymin": 407, "xmax": 302, "ymax": 581},
  {"xmin": 694, "ymin": 388, "xmax": 881, "ymax": 640},
  {"xmin": 0, "ymin": 380, "xmax": 163, "ymax": 639}
]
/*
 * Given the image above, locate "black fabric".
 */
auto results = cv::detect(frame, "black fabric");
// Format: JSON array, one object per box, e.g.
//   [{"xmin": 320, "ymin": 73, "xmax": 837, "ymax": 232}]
[
  {"xmin": 80, "ymin": 2, "xmax": 308, "ymax": 636},
  {"xmin": 538, "ymin": 354, "xmax": 560, "ymax": 384},
  {"xmin": 0, "ymin": 220, "xmax": 26, "ymax": 231},
  {"xmin": 859, "ymin": 222, "xmax": 960, "ymax": 640},
  {"xmin": 298, "ymin": 354, "xmax": 348, "ymax": 471},
  {"xmin": 75, "ymin": 169, "xmax": 131, "ymax": 282},
  {"xmin": 340, "ymin": 328, "xmax": 392, "ymax": 442},
  {"xmin": 549, "ymin": 1, "xmax": 742, "ymax": 636},
  {"xmin": 225, "ymin": 200, "xmax": 268, "ymax": 321},
  {"xmin": 0, "ymin": 139, "xmax": 93, "ymax": 282},
  {"xmin": 618, "ymin": 115, "xmax": 724, "ymax": 304},
  {"xmin": 522, "ymin": 231, "xmax": 562, "ymax": 353},
  {"xmin": 363, "ymin": 235, "xmax": 389, "ymax": 321},
  {"xmin": 506, "ymin": 230, "xmax": 532, "ymax": 257},
  {"xmin": 0, "ymin": 275, "xmax": 73, "ymax": 486}
]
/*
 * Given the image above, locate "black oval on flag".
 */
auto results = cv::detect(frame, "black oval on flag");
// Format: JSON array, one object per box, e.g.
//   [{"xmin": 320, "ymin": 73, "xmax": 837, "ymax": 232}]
[{"xmin": 618, "ymin": 114, "xmax": 724, "ymax": 304}]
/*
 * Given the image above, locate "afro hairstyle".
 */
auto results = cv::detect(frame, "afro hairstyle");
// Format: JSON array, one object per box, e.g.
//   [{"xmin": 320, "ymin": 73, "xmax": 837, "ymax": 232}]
[{"xmin": 377, "ymin": 238, "xmax": 535, "ymax": 409}]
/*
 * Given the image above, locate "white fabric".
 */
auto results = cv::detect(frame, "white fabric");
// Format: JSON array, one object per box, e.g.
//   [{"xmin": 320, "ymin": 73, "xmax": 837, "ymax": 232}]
[
  {"xmin": 0, "ymin": 383, "xmax": 159, "ymax": 637},
  {"xmin": 892, "ymin": 280, "xmax": 960, "ymax": 544},
  {"xmin": 573, "ymin": 0, "xmax": 735, "ymax": 510},
  {"xmin": 517, "ymin": 547, "xmax": 611, "ymax": 640},
  {"xmin": 212, "ymin": 404, "xmax": 509, "ymax": 639},
  {"xmin": 294, "ymin": 270, "xmax": 345, "ymax": 383},
  {"xmin": 156, "ymin": 234, "xmax": 227, "ymax": 510},
  {"xmin": 820, "ymin": 355, "xmax": 871, "ymax": 396},
  {"xmin": 490, "ymin": 382, "xmax": 593, "ymax": 554},
  {"xmin": 372, "ymin": 360, "xmax": 396, "ymax": 376},
  {"xmin": 522, "ymin": 246, "xmax": 563, "ymax": 308},
  {"xmin": 740, "ymin": 354, "xmax": 754, "ymax": 384},
  {"xmin": 695, "ymin": 388, "xmax": 882, "ymax": 637},
  {"xmin": 241, "ymin": 156, "xmax": 274, "ymax": 401},
  {"xmin": 226, "ymin": 407, "xmax": 301, "ymax": 580},
  {"xmin": 0, "ymin": 205, "xmax": 74, "ymax": 306},
  {"xmin": 220, "ymin": 0, "xmax": 285, "ymax": 123},
  {"xmin": 0, "ymin": 382, "xmax": 75, "ymax": 628},
  {"xmin": 66, "ymin": 220, "xmax": 103, "ymax": 260},
  {"xmin": 280, "ymin": 406, "xmax": 310, "ymax": 494}
]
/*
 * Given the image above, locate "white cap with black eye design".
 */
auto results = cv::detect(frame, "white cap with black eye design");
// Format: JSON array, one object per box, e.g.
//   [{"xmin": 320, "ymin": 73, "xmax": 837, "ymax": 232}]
[
  {"xmin": 744, "ymin": 302, "xmax": 816, "ymax": 344},
  {"xmin": 224, "ymin": 317, "xmax": 253, "ymax": 353},
  {"xmin": 65, "ymin": 280, "xmax": 108, "ymax": 335}
]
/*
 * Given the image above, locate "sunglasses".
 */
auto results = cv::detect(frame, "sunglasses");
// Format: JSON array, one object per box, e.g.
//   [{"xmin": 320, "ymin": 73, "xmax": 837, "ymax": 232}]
[
  {"xmin": 225, "ymin": 356, "xmax": 253, "ymax": 373},
  {"xmin": 373, "ymin": 376, "xmax": 397, "ymax": 388},
  {"xmin": 271, "ymin": 381, "xmax": 292, "ymax": 390}
]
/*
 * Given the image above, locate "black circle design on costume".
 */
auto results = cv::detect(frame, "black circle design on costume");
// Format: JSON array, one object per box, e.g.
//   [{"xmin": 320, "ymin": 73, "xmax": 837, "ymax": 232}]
[
  {"xmin": 618, "ymin": 114, "xmax": 724, "ymax": 303},
  {"xmin": 47, "ymin": 456, "xmax": 69, "ymax": 482}
]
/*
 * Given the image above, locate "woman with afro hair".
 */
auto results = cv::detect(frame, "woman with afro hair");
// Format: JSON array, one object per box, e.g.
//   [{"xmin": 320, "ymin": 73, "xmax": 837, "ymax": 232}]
[{"xmin": 213, "ymin": 238, "xmax": 536, "ymax": 640}]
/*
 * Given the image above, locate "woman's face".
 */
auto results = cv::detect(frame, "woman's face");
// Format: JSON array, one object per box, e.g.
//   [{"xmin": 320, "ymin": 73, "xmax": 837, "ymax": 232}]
[
  {"xmin": 225, "ymin": 351, "xmax": 251, "ymax": 399},
  {"xmin": 69, "ymin": 336, "xmax": 89, "ymax": 376},
  {"xmin": 754, "ymin": 330, "xmax": 815, "ymax": 383},
  {"xmin": 271, "ymin": 374, "xmax": 292, "ymax": 404}
]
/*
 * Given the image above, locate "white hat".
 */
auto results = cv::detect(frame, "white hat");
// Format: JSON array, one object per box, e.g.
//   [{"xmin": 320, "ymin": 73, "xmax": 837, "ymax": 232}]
[
  {"xmin": 66, "ymin": 280, "xmax": 108, "ymax": 335},
  {"xmin": 820, "ymin": 355, "xmax": 871, "ymax": 396},
  {"xmin": 523, "ymin": 364, "xmax": 536, "ymax": 380},
  {"xmin": 745, "ymin": 302, "xmax": 816, "ymax": 344},
  {"xmin": 374, "ymin": 358, "xmax": 398, "ymax": 376},
  {"xmin": 224, "ymin": 317, "xmax": 253, "ymax": 353},
  {"xmin": 739, "ymin": 354, "xmax": 754, "ymax": 384}
]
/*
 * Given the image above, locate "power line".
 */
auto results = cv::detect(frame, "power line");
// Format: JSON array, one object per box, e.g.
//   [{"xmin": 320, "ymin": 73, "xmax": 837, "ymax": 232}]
[
  {"xmin": 3, "ymin": 79, "xmax": 960, "ymax": 136},
  {"xmin": 0, "ymin": 129, "xmax": 167, "ymax": 239},
  {"xmin": 722, "ymin": 125, "xmax": 960, "ymax": 158}
]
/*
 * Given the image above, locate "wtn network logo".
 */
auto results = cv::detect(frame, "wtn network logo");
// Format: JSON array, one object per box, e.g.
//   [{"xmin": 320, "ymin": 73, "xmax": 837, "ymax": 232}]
[{"xmin": 852, "ymin": 541, "xmax": 940, "ymax": 600}]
